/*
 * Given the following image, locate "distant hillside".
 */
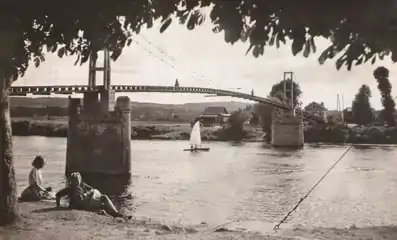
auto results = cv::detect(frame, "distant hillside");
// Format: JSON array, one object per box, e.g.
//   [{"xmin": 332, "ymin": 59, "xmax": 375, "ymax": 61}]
[
  {"xmin": 10, "ymin": 97, "xmax": 69, "ymax": 108},
  {"xmin": 128, "ymin": 101, "xmax": 249, "ymax": 121},
  {"xmin": 10, "ymin": 97, "xmax": 250, "ymax": 121}
]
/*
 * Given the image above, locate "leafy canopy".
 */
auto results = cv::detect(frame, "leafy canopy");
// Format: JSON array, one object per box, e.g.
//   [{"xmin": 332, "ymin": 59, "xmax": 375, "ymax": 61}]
[{"xmin": 3, "ymin": 0, "xmax": 397, "ymax": 80}]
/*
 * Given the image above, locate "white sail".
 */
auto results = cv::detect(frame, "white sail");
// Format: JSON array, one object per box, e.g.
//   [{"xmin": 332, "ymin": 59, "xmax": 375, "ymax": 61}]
[{"xmin": 189, "ymin": 121, "xmax": 202, "ymax": 147}]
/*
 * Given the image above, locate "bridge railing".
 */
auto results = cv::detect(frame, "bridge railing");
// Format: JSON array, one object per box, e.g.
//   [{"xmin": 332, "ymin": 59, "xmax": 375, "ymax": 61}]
[{"xmin": 9, "ymin": 85, "xmax": 291, "ymax": 109}]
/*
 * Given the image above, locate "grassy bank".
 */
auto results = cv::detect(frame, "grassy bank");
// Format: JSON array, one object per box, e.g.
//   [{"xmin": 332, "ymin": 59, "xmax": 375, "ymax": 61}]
[{"xmin": 2, "ymin": 201, "xmax": 397, "ymax": 240}]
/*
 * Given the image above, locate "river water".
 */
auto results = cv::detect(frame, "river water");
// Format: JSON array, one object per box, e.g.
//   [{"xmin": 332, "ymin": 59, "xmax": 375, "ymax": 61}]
[{"xmin": 13, "ymin": 136, "xmax": 397, "ymax": 228}]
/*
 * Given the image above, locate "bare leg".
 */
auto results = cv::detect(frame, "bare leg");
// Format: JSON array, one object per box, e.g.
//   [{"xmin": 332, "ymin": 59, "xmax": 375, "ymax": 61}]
[{"xmin": 100, "ymin": 195, "xmax": 122, "ymax": 217}]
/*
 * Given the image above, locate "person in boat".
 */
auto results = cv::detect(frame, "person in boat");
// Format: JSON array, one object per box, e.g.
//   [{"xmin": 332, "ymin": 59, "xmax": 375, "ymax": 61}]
[
  {"xmin": 55, "ymin": 172, "xmax": 131, "ymax": 219},
  {"xmin": 191, "ymin": 144, "xmax": 199, "ymax": 150},
  {"xmin": 19, "ymin": 156, "xmax": 53, "ymax": 202}
]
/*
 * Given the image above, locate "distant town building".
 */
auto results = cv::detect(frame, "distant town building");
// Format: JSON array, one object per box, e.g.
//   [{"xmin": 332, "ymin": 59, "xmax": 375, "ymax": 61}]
[
  {"xmin": 198, "ymin": 106, "xmax": 230, "ymax": 126},
  {"xmin": 175, "ymin": 79, "xmax": 180, "ymax": 87},
  {"xmin": 326, "ymin": 110, "xmax": 343, "ymax": 122},
  {"xmin": 304, "ymin": 101, "xmax": 327, "ymax": 122}
]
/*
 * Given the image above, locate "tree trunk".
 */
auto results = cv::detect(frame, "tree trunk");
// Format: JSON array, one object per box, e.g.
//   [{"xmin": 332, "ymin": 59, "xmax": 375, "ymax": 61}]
[
  {"xmin": 0, "ymin": 69, "xmax": 18, "ymax": 226},
  {"xmin": 0, "ymin": 28, "xmax": 19, "ymax": 225}
]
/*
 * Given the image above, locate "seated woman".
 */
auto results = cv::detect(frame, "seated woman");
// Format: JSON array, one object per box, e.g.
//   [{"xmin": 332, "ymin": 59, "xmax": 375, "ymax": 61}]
[
  {"xmin": 20, "ymin": 156, "xmax": 53, "ymax": 202},
  {"xmin": 56, "ymin": 172, "xmax": 131, "ymax": 219}
]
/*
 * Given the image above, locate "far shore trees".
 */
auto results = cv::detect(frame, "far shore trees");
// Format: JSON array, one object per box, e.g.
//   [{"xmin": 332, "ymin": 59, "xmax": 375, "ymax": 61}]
[
  {"xmin": 351, "ymin": 84, "xmax": 374, "ymax": 125},
  {"xmin": 373, "ymin": 67, "xmax": 396, "ymax": 126}
]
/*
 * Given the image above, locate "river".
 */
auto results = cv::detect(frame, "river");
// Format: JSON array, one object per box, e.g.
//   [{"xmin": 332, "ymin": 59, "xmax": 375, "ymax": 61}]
[{"xmin": 13, "ymin": 136, "xmax": 397, "ymax": 229}]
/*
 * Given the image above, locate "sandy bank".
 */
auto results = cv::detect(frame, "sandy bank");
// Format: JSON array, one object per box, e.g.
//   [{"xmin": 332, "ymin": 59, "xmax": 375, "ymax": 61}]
[{"xmin": 2, "ymin": 201, "xmax": 397, "ymax": 240}]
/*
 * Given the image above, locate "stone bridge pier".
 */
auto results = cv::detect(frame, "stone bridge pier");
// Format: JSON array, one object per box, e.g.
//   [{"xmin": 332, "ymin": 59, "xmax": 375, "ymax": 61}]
[
  {"xmin": 271, "ymin": 109, "xmax": 304, "ymax": 147},
  {"xmin": 66, "ymin": 93, "xmax": 131, "ymax": 176}
]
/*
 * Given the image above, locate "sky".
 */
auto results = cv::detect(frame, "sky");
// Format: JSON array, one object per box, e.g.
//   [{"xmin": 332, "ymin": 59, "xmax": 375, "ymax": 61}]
[{"xmin": 14, "ymin": 18, "xmax": 397, "ymax": 110}]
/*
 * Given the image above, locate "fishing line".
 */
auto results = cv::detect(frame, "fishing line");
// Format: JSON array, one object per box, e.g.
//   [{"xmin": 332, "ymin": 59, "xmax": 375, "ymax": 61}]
[
  {"xmin": 273, "ymin": 145, "xmax": 353, "ymax": 230},
  {"xmin": 274, "ymin": 94, "xmax": 397, "ymax": 230}
]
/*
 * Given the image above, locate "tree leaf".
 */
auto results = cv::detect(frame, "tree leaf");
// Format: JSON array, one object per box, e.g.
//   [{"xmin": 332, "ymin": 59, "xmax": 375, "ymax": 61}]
[
  {"xmin": 197, "ymin": 12, "xmax": 205, "ymax": 25},
  {"xmin": 80, "ymin": 50, "xmax": 90, "ymax": 65},
  {"xmin": 318, "ymin": 45, "xmax": 333, "ymax": 65},
  {"xmin": 34, "ymin": 57, "xmax": 40, "ymax": 68},
  {"xmin": 187, "ymin": 11, "xmax": 199, "ymax": 30},
  {"xmin": 355, "ymin": 57, "xmax": 363, "ymax": 65},
  {"xmin": 47, "ymin": 45, "xmax": 54, "ymax": 53},
  {"xmin": 336, "ymin": 56, "xmax": 344, "ymax": 70},
  {"xmin": 147, "ymin": 18, "xmax": 154, "ymax": 28},
  {"xmin": 303, "ymin": 41, "xmax": 310, "ymax": 58},
  {"xmin": 245, "ymin": 44, "xmax": 254, "ymax": 55},
  {"xmin": 13, "ymin": 73, "xmax": 18, "ymax": 81},
  {"xmin": 310, "ymin": 37, "xmax": 317, "ymax": 53},
  {"xmin": 392, "ymin": 50, "xmax": 397, "ymax": 62},
  {"xmin": 160, "ymin": 17, "xmax": 172, "ymax": 33},
  {"xmin": 371, "ymin": 56, "xmax": 376, "ymax": 64},
  {"xmin": 74, "ymin": 54, "xmax": 81, "ymax": 65},
  {"xmin": 252, "ymin": 45, "xmax": 264, "ymax": 57},
  {"xmin": 212, "ymin": 26, "xmax": 221, "ymax": 34},
  {"xmin": 179, "ymin": 11, "xmax": 189, "ymax": 24},
  {"xmin": 291, "ymin": 38, "xmax": 305, "ymax": 56},
  {"xmin": 278, "ymin": 32, "xmax": 286, "ymax": 45},
  {"xmin": 57, "ymin": 47, "xmax": 65, "ymax": 58},
  {"xmin": 269, "ymin": 34, "xmax": 276, "ymax": 46},
  {"xmin": 51, "ymin": 45, "xmax": 58, "ymax": 53},
  {"xmin": 379, "ymin": 52, "xmax": 384, "ymax": 60},
  {"xmin": 347, "ymin": 61, "xmax": 352, "ymax": 71},
  {"xmin": 111, "ymin": 49, "xmax": 123, "ymax": 61}
]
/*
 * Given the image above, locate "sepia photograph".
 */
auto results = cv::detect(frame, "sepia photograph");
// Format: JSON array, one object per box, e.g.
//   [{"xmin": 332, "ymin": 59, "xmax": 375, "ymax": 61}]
[{"xmin": 1, "ymin": 1, "xmax": 397, "ymax": 239}]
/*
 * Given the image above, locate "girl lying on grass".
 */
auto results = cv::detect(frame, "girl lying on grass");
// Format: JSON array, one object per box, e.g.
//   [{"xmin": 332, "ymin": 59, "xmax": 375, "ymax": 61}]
[{"xmin": 55, "ymin": 172, "xmax": 131, "ymax": 219}]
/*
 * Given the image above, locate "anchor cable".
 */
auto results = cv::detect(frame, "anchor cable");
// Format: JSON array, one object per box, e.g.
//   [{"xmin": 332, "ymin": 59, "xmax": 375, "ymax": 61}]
[
  {"xmin": 273, "ymin": 145, "xmax": 353, "ymax": 230},
  {"xmin": 274, "ymin": 95, "xmax": 397, "ymax": 230}
]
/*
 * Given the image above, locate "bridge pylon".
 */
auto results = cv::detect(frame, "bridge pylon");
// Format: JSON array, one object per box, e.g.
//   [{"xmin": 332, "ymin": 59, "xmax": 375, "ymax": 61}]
[
  {"xmin": 283, "ymin": 71, "xmax": 295, "ymax": 111},
  {"xmin": 271, "ymin": 72, "xmax": 304, "ymax": 147},
  {"xmin": 87, "ymin": 49, "xmax": 115, "ymax": 113}
]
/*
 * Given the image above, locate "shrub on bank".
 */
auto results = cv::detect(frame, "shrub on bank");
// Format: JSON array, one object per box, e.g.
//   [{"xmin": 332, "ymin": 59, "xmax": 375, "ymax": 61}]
[
  {"xmin": 304, "ymin": 124, "xmax": 348, "ymax": 143},
  {"xmin": 12, "ymin": 120, "xmax": 67, "ymax": 137}
]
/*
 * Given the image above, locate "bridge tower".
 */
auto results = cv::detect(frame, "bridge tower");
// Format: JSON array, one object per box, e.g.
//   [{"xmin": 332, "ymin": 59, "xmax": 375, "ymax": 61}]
[
  {"xmin": 66, "ymin": 49, "xmax": 132, "ymax": 185},
  {"xmin": 87, "ymin": 50, "xmax": 116, "ymax": 113},
  {"xmin": 271, "ymin": 72, "xmax": 304, "ymax": 147},
  {"xmin": 283, "ymin": 71, "xmax": 294, "ymax": 110}
]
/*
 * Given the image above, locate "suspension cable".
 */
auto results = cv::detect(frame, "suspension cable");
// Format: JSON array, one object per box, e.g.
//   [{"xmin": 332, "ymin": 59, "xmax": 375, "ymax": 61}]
[{"xmin": 131, "ymin": 34, "xmax": 213, "ymax": 85}]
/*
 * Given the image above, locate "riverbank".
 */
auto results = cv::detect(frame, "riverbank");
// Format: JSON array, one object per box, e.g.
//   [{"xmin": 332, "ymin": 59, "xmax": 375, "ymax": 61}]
[
  {"xmin": 2, "ymin": 201, "xmax": 397, "ymax": 240},
  {"xmin": 10, "ymin": 118, "xmax": 397, "ymax": 144},
  {"xmin": 10, "ymin": 118, "xmax": 266, "ymax": 142}
]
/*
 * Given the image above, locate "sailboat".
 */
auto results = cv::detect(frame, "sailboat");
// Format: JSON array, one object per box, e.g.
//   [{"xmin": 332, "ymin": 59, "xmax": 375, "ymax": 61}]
[{"xmin": 183, "ymin": 121, "xmax": 210, "ymax": 152}]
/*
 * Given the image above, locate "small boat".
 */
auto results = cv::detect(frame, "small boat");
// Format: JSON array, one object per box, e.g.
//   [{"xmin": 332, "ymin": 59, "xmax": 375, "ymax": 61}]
[{"xmin": 183, "ymin": 121, "xmax": 210, "ymax": 152}]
